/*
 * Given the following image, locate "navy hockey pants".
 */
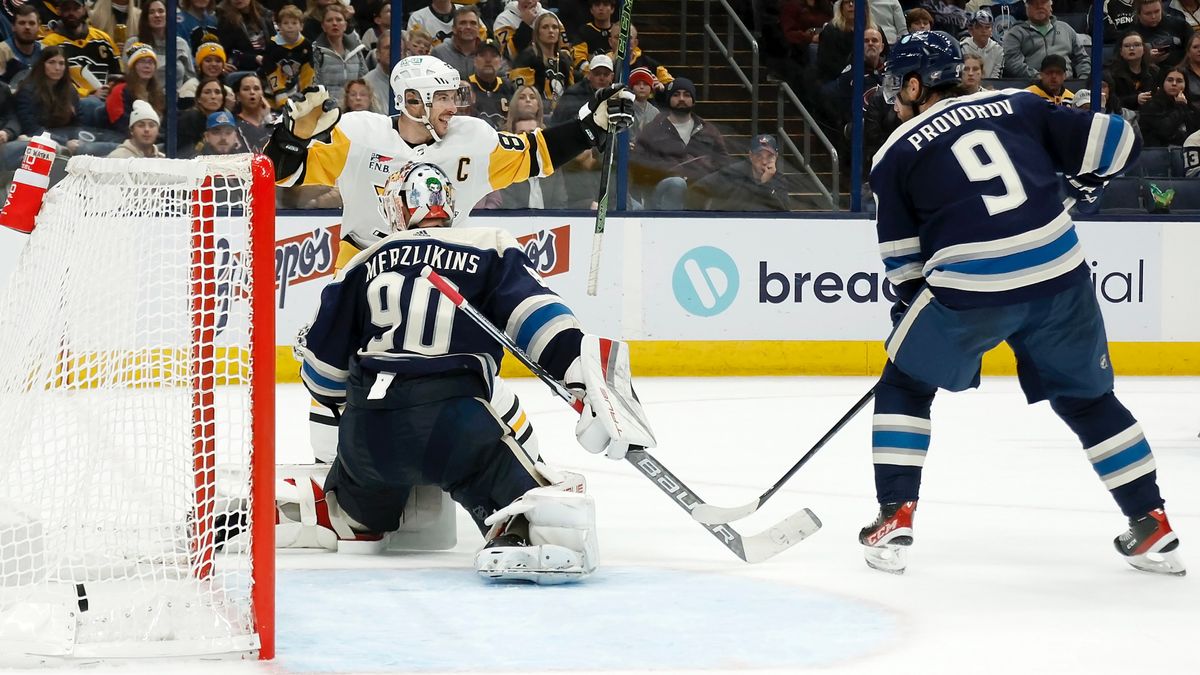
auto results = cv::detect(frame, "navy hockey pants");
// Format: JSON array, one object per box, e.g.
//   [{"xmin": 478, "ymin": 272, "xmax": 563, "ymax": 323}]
[
  {"xmin": 324, "ymin": 370, "xmax": 542, "ymax": 534},
  {"xmin": 871, "ymin": 275, "xmax": 1164, "ymax": 517}
]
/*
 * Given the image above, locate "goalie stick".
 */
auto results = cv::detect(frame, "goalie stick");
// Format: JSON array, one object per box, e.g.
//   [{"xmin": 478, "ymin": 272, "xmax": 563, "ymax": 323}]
[
  {"xmin": 585, "ymin": 0, "xmax": 634, "ymax": 297},
  {"xmin": 418, "ymin": 265, "xmax": 821, "ymax": 563},
  {"xmin": 690, "ymin": 388, "xmax": 876, "ymax": 525}
]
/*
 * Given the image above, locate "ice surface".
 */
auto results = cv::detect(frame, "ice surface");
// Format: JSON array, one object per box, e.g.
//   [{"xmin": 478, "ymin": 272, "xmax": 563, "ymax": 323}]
[{"xmin": 14, "ymin": 376, "xmax": 1200, "ymax": 674}]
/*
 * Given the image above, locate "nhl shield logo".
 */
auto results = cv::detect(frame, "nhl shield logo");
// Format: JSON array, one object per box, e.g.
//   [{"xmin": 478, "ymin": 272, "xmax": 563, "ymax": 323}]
[{"xmin": 516, "ymin": 225, "xmax": 571, "ymax": 277}]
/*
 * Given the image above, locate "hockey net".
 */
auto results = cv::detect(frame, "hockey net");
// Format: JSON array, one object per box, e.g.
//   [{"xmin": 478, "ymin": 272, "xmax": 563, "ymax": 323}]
[{"xmin": 0, "ymin": 154, "xmax": 274, "ymax": 661}]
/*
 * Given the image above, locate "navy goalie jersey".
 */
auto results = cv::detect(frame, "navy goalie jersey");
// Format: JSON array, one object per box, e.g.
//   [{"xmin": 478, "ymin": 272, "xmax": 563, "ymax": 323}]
[
  {"xmin": 298, "ymin": 227, "xmax": 584, "ymax": 406},
  {"xmin": 870, "ymin": 89, "xmax": 1140, "ymax": 309}
]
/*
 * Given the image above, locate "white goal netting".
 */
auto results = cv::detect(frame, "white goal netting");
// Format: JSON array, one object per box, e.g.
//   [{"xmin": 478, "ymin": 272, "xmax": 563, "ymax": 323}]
[{"xmin": 0, "ymin": 154, "xmax": 273, "ymax": 662}]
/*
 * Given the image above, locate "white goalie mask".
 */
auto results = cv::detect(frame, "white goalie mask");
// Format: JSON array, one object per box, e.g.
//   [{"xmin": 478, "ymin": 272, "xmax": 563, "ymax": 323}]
[
  {"xmin": 390, "ymin": 55, "xmax": 471, "ymax": 141},
  {"xmin": 380, "ymin": 162, "xmax": 457, "ymax": 231}
]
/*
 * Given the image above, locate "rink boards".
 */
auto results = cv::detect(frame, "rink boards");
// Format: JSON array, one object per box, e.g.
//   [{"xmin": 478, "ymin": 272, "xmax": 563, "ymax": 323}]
[
  {"xmin": 2, "ymin": 209, "xmax": 1188, "ymax": 377},
  {"xmin": 261, "ymin": 214, "xmax": 1200, "ymax": 378}
]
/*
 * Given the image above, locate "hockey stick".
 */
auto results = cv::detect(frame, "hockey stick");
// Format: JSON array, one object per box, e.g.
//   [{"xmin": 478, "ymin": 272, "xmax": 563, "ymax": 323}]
[
  {"xmin": 585, "ymin": 0, "xmax": 635, "ymax": 297},
  {"xmin": 690, "ymin": 387, "xmax": 876, "ymax": 525},
  {"xmin": 419, "ymin": 266, "xmax": 821, "ymax": 563}
]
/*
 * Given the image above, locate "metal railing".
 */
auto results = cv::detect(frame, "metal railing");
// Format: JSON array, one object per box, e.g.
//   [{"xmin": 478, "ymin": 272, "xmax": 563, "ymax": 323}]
[
  {"xmin": 777, "ymin": 83, "xmax": 839, "ymax": 211},
  {"xmin": 701, "ymin": 0, "xmax": 759, "ymax": 137}
]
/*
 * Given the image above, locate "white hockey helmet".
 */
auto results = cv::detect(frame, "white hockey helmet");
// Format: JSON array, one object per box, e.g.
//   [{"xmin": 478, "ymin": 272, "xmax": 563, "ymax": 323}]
[
  {"xmin": 390, "ymin": 55, "xmax": 469, "ymax": 141},
  {"xmin": 380, "ymin": 162, "xmax": 457, "ymax": 231}
]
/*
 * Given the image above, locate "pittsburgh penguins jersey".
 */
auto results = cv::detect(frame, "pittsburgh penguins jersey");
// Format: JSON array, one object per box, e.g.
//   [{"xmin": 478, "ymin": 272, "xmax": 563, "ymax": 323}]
[
  {"xmin": 272, "ymin": 112, "xmax": 564, "ymax": 248},
  {"xmin": 299, "ymin": 226, "xmax": 583, "ymax": 405},
  {"xmin": 261, "ymin": 34, "xmax": 316, "ymax": 109},
  {"xmin": 41, "ymin": 27, "xmax": 122, "ymax": 96},
  {"xmin": 871, "ymin": 89, "xmax": 1140, "ymax": 310}
]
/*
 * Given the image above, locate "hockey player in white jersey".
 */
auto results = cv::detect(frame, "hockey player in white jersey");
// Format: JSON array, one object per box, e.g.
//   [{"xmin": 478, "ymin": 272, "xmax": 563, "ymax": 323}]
[
  {"xmin": 296, "ymin": 162, "xmax": 655, "ymax": 582},
  {"xmin": 264, "ymin": 55, "xmax": 634, "ymax": 549}
]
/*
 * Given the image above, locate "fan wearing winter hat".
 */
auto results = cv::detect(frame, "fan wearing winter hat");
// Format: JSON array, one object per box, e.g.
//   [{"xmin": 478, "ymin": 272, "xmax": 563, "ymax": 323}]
[
  {"xmin": 627, "ymin": 67, "xmax": 659, "ymax": 136},
  {"xmin": 108, "ymin": 100, "xmax": 165, "ymax": 158},
  {"xmin": 107, "ymin": 42, "xmax": 166, "ymax": 133}
]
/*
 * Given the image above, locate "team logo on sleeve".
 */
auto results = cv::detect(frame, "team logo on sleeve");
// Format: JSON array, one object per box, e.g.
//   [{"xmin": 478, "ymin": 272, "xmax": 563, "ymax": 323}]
[{"xmin": 517, "ymin": 225, "xmax": 571, "ymax": 277}]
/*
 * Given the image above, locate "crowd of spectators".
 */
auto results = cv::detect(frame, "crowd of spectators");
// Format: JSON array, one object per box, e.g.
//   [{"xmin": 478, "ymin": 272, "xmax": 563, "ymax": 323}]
[
  {"xmin": 758, "ymin": 0, "xmax": 1200, "ymax": 197},
  {"xmin": 0, "ymin": 0, "xmax": 807, "ymax": 212}
]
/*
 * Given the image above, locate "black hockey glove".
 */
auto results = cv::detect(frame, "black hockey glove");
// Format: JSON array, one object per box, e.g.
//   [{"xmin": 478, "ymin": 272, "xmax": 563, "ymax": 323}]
[
  {"xmin": 284, "ymin": 86, "xmax": 341, "ymax": 141},
  {"xmin": 1064, "ymin": 172, "xmax": 1107, "ymax": 214},
  {"xmin": 889, "ymin": 298, "xmax": 909, "ymax": 327},
  {"xmin": 578, "ymin": 83, "xmax": 636, "ymax": 145}
]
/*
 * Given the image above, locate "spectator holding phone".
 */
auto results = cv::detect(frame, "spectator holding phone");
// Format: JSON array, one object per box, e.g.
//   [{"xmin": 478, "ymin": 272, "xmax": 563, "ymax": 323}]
[{"xmin": 1132, "ymin": 0, "xmax": 1192, "ymax": 67}]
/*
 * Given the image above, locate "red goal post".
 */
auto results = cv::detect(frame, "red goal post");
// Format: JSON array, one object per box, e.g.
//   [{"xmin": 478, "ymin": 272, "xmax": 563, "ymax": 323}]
[{"xmin": 0, "ymin": 153, "xmax": 275, "ymax": 662}]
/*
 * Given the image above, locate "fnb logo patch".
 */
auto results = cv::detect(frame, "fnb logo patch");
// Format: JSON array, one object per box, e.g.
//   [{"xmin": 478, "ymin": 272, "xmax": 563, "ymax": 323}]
[
  {"xmin": 275, "ymin": 225, "xmax": 340, "ymax": 307},
  {"xmin": 368, "ymin": 153, "xmax": 393, "ymax": 173},
  {"xmin": 517, "ymin": 225, "xmax": 570, "ymax": 277}
]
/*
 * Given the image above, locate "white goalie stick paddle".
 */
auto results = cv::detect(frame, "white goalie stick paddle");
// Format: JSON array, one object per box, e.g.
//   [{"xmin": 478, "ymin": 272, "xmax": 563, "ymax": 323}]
[
  {"xmin": 418, "ymin": 266, "xmax": 822, "ymax": 563},
  {"xmin": 690, "ymin": 388, "xmax": 876, "ymax": 525}
]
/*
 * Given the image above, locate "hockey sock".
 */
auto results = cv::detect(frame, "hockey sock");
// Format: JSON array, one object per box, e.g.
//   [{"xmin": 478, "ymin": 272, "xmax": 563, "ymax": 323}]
[
  {"xmin": 1050, "ymin": 392, "xmax": 1164, "ymax": 517},
  {"xmin": 871, "ymin": 362, "xmax": 937, "ymax": 504}
]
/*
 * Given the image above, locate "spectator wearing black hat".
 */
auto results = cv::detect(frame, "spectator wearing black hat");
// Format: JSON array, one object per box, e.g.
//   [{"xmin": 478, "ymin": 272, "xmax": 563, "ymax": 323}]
[
  {"xmin": 431, "ymin": 6, "xmax": 486, "ymax": 79},
  {"xmin": 468, "ymin": 38, "xmax": 514, "ymax": 130},
  {"xmin": 1026, "ymin": 54, "xmax": 1076, "ymax": 105},
  {"xmin": 631, "ymin": 76, "xmax": 730, "ymax": 210},
  {"xmin": 690, "ymin": 134, "xmax": 793, "ymax": 211},
  {"xmin": 959, "ymin": 9, "xmax": 1003, "ymax": 78},
  {"xmin": 1002, "ymin": 0, "xmax": 1090, "ymax": 79}
]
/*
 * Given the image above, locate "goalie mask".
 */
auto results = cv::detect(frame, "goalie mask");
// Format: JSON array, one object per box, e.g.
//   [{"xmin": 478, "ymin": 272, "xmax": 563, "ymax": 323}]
[
  {"xmin": 380, "ymin": 162, "xmax": 457, "ymax": 231},
  {"xmin": 390, "ymin": 55, "xmax": 471, "ymax": 141}
]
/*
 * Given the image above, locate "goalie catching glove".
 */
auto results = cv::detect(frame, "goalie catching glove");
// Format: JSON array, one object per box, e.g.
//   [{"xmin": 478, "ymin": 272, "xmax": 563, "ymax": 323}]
[
  {"xmin": 577, "ymin": 83, "xmax": 636, "ymax": 145},
  {"xmin": 565, "ymin": 335, "xmax": 656, "ymax": 460},
  {"xmin": 281, "ymin": 86, "xmax": 341, "ymax": 143}
]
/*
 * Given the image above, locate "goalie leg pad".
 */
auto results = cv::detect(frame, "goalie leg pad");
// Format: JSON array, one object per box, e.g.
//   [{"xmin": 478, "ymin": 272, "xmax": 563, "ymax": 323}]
[
  {"xmin": 475, "ymin": 487, "xmax": 598, "ymax": 584},
  {"xmin": 274, "ymin": 464, "xmax": 364, "ymax": 550}
]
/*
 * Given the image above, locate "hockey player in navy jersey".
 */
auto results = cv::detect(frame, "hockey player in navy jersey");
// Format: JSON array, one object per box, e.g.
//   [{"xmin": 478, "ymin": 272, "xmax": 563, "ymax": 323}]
[
  {"xmin": 861, "ymin": 31, "xmax": 1185, "ymax": 576},
  {"xmin": 266, "ymin": 55, "xmax": 634, "ymax": 546},
  {"xmin": 296, "ymin": 162, "xmax": 655, "ymax": 583}
]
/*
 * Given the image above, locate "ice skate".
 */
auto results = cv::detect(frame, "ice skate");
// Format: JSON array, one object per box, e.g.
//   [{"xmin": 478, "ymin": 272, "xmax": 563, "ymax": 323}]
[
  {"xmin": 1115, "ymin": 508, "xmax": 1186, "ymax": 576},
  {"xmin": 475, "ymin": 527, "xmax": 588, "ymax": 585},
  {"xmin": 860, "ymin": 501, "xmax": 917, "ymax": 574}
]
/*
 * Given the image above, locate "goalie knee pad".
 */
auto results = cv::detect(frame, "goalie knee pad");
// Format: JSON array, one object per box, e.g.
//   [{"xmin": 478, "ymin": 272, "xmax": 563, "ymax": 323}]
[{"xmin": 475, "ymin": 486, "xmax": 598, "ymax": 584}]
